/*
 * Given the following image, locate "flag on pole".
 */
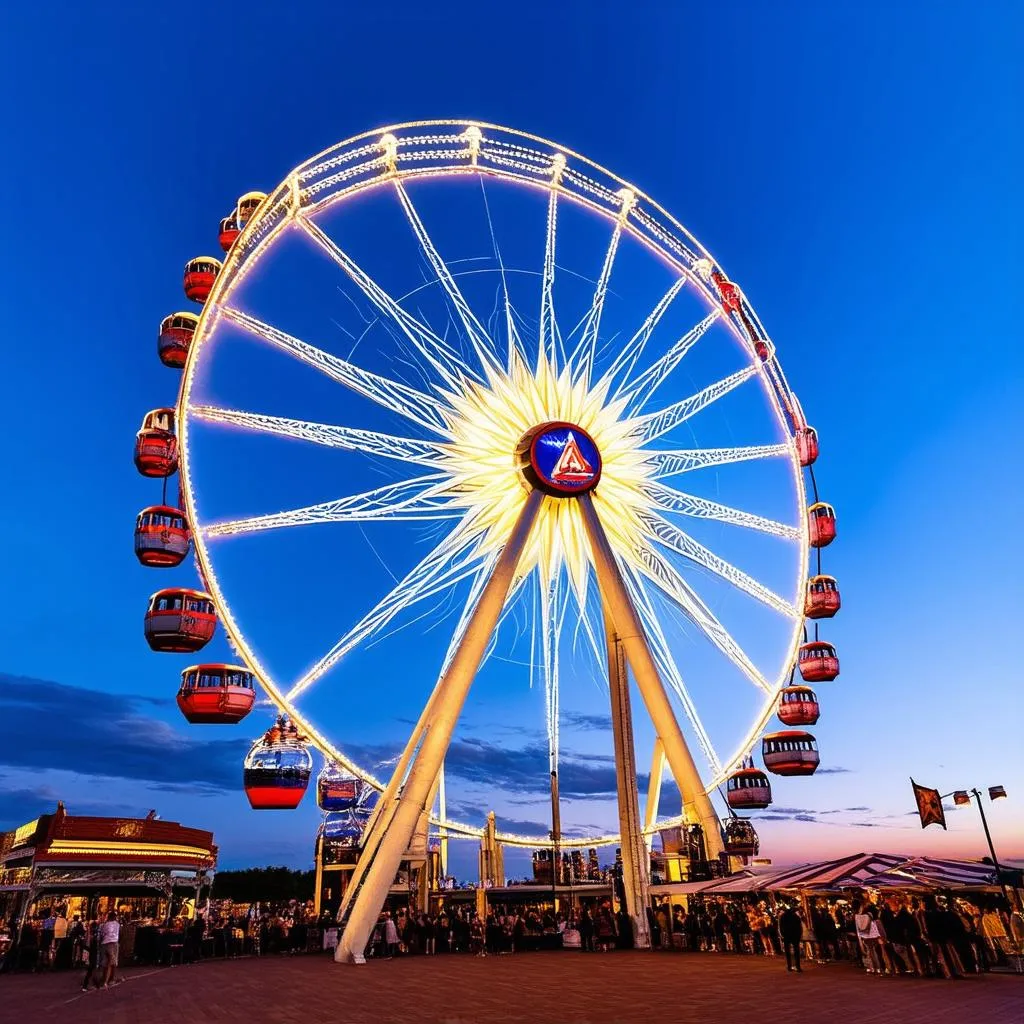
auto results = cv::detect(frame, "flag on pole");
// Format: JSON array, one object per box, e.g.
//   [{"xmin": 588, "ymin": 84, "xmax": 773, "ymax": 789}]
[
  {"xmin": 953, "ymin": 791, "xmax": 970, "ymax": 806},
  {"xmin": 988, "ymin": 785, "xmax": 1007, "ymax": 800},
  {"xmin": 911, "ymin": 778, "xmax": 946, "ymax": 830}
]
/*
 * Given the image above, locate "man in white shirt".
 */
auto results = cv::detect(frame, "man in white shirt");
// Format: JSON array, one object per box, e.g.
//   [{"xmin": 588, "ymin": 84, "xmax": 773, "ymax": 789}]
[{"xmin": 98, "ymin": 912, "xmax": 121, "ymax": 988}]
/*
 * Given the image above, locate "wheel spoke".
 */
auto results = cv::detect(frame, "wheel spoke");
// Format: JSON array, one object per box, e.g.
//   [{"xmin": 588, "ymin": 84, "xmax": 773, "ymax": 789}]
[
  {"xmin": 622, "ymin": 563, "xmax": 723, "ymax": 775},
  {"xmin": 392, "ymin": 178, "xmax": 503, "ymax": 380},
  {"xmin": 638, "ymin": 510, "xmax": 798, "ymax": 617},
  {"xmin": 539, "ymin": 165, "xmax": 563, "ymax": 370},
  {"xmin": 296, "ymin": 215, "xmax": 480, "ymax": 393},
  {"xmin": 203, "ymin": 476, "xmax": 457, "ymax": 538},
  {"xmin": 568, "ymin": 189, "xmax": 634, "ymax": 387},
  {"xmin": 645, "ymin": 442, "xmax": 789, "ymax": 480},
  {"xmin": 286, "ymin": 516, "xmax": 487, "ymax": 701},
  {"xmin": 191, "ymin": 405, "xmax": 450, "ymax": 467},
  {"xmin": 219, "ymin": 306, "xmax": 452, "ymax": 435},
  {"xmin": 636, "ymin": 365, "xmax": 758, "ymax": 444},
  {"xmin": 645, "ymin": 481, "xmax": 800, "ymax": 539},
  {"xmin": 633, "ymin": 543, "xmax": 773, "ymax": 693},
  {"xmin": 601, "ymin": 278, "xmax": 686, "ymax": 399},
  {"xmin": 618, "ymin": 310, "xmax": 720, "ymax": 413}
]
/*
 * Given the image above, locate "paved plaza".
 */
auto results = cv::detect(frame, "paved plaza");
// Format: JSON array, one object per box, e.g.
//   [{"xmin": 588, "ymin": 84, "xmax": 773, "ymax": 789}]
[{"xmin": 1, "ymin": 953, "xmax": 1020, "ymax": 1024}]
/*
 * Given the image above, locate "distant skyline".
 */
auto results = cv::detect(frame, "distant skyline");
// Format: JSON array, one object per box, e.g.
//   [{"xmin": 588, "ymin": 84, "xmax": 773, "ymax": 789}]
[{"xmin": 1, "ymin": 3, "xmax": 1021, "ymax": 880}]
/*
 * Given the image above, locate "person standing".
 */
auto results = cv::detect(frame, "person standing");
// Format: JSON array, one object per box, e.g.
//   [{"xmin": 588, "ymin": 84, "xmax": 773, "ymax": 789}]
[
  {"xmin": 779, "ymin": 904, "xmax": 803, "ymax": 972},
  {"xmin": 578, "ymin": 906, "xmax": 595, "ymax": 953},
  {"xmin": 98, "ymin": 912, "xmax": 120, "ymax": 988},
  {"xmin": 81, "ymin": 920, "xmax": 101, "ymax": 992},
  {"xmin": 383, "ymin": 912, "xmax": 399, "ymax": 958}
]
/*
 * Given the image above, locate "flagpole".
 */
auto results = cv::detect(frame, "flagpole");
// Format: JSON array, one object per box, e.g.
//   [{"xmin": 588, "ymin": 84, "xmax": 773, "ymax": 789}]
[{"xmin": 968, "ymin": 788, "xmax": 1013, "ymax": 911}]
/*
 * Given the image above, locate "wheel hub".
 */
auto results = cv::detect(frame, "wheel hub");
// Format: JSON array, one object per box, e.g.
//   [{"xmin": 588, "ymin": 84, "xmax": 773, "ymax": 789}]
[{"xmin": 517, "ymin": 421, "xmax": 602, "ymax": 496}]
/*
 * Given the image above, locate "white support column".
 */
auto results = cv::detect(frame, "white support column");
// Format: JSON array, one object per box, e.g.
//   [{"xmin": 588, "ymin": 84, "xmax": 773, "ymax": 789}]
[
  {"xmin": 603, "ymin": 603, "xmax": 652, "ymax": 949},
  {"xmin": 338, "ymin": 489, "xmax": 544, "ymax": 963},
  {"xmin": 643, "ymin": 738, "xmax": 666, "ymax": 852},
  {"xmin": 579, "ymin": 493, "xmax": 723, "ymax": 859}
]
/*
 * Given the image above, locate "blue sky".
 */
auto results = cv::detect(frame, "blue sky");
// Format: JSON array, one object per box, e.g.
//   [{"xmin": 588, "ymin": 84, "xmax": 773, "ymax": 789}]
[{"xmin": 1, "ymin": 3, "xmax": 1021, "ymax": 877}]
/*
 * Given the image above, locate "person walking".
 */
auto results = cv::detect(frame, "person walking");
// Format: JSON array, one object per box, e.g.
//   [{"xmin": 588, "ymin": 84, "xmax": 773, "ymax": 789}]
[
  {"xmin": 779, "ymin": 904, "xmax": 803, "ymax": 972},
  {"xmin": 383, "ymin": 913, "xmax": 399, "ymax": 958}
]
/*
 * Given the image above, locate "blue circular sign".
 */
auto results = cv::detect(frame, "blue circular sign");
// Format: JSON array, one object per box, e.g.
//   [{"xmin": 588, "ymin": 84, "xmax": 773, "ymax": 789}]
[{"xmin": 523, "ymin": 421, "xmax": 602, "ymax": 496}]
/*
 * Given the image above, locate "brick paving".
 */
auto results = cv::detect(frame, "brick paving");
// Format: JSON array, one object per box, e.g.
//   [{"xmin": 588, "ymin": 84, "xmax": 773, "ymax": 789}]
[{"xmin": 1, "ymin": 953, "xmax": 1020, "ymax": 1024}]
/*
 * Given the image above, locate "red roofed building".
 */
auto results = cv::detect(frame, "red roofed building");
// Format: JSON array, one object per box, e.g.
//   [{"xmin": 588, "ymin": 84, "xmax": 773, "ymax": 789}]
[{"xmin": 0, "ymin": 802, "xmax": 216, "ymax": 926}]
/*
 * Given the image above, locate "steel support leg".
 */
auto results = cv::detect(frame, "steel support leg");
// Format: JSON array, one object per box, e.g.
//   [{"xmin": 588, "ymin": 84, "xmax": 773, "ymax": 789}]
[
  {"xmin": 579, "ymin": 492, "xmax": 723, "ymax": 858},
  {"xmin": 643, "ymin": 738, "xmax": 666, "ymax": 851},
  {"xmin": 338, "ymin": 489, "xmax": 544, "ymax": 963},
  {"xmin": 603, "ymin": 602, "xmax": 652, "ymax": 949}
]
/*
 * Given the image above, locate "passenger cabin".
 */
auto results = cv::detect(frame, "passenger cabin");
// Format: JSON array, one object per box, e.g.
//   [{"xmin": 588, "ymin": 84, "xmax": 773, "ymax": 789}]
[
  {"xmin": 134, "ymin": 408, "xmax": 178, "ymax": 477},
  {"xmin": 183, "ymin": 257, "xmax": 222, "ymax": 304},
  {"xmin": 243, "ymin": 716, "xmax": 312, "ymax": 809},
  {"xmin": 145, "ymin": 588, "xmax": 216, "ymax": 653},
  {"xmin": 158, "ymin": 313, "xmax": 199, "ymax": 369},
  {"xmin": 134, "ymin": 505, "xmax": 190, "ymax": 567},
  {"xmin": 726, "ymin": 764, "xmax": 772, "ymax": 810},
  {"xmin": 808, "ymin": 502, "xmax": 837, "ymax": 548},
  {"xmin": 805, "ymin": 575, "xmax": 841, "ymax": 619},
  {"xmin": 762, "ymin": 731, "xmax": 820, "ymax": 776},
  {"xmin": 177, "ymin": 664, "xmax": 255, "ymax": 724},
  {"xmin": 778, "ymin": 685, "xmax": 820, "ymax": 726},
  {"xmin": 798, "ymin": 641, "xmax": 840, "ymax": 682}
]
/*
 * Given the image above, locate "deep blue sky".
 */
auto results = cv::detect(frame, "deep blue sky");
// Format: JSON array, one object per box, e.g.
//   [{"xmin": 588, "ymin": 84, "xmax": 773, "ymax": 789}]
[{"xmin": 1, "ymin": 3, "xmax": 1021, "ymax": 876}]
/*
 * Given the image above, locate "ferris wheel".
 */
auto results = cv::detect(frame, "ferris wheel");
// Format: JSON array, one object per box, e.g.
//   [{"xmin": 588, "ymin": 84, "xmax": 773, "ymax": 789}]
[{"xmin": 132, "ymin": 121, "xmax": 842, "ymax": 866}]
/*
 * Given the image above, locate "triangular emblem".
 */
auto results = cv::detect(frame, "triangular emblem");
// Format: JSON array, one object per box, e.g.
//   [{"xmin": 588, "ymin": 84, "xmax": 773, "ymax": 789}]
[{"xmin": 551, "ymin": 432, "xmax": 594, "ymax": 481}]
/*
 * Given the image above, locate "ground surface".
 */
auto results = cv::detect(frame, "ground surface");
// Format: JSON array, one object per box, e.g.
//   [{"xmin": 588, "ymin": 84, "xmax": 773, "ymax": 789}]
[{"xmin": 1, "ymin": 952, "xmax": 1020, "ymax": 1024}]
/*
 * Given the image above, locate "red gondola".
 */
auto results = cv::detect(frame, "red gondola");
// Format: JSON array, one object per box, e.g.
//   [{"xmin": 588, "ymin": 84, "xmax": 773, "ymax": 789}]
[
  {"xmin": 158, "ymin": 313, "xmax": 199, "ymax": 369},
  {"xmin": 134, "ymin": 409, "xmax": 178, "ymax": 477},
  {"xmin": 235, "ymin": 191, "xmax": 267, "ymax": 227},
  {"xmin": 778, "ymin": 685, "xmax": 820, "ymax": 726},
  {"xmin": 710, "ymin": 269, "xmax": 742, "ymax": 314},
  {"xmin": 805, "ymin": 574, "xmax": 841, "ymax": 619},
  {"xmin": 726, "ymin": 761, "xmax": 772, "ymax": 810},
  {"xmin": 145, "ymin": 588, "xmax": 216, "ymax": 652},
  {"xmin": 134, "ymin": 505, "xmax": 190, "ymax": 567},
  {"xmin": 243, "ymin": 716, "xmax": 312, "ymax": 810},
  {"xmin": 808, "ymin": 502, "xmax": 837, "ymax": 548},
  {"xmin": 723, "ymin": 818, "xmax": 759, "ymax": 859},
  {"xmin": 218, "ymin": 215, "xmax": 240, "ymax": 253},
  {"xmin": 796, "ymin": 426, "xmax": 819, "ymax": 467},
  {"xmin": 762, "ymin": 730, "xmax": 820, "ymax": 776},
  {"xmin": 753, "ymin": 339, "xmax": 771, "ymax": 361},
  {"xmin": 177, "ymin": 664, "xmax": 255, "ymax": 724},
  {"xmin": 798, "ymin": 641, "xmax": 840, "ymax": 682},
  {"xmin": 183, "ymin": 256, "xmax": 222, "ymax": 304}
]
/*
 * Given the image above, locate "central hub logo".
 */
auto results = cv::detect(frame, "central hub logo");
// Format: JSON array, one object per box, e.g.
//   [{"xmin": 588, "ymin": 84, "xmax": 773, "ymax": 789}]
[{"xmin": 519, "ymin": 421, "xmax": 602, "ymax": 496}]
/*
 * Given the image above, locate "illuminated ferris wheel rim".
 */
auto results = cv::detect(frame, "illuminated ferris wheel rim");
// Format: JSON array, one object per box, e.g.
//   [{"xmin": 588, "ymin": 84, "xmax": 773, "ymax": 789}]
[{"xmin": 176, "ymin": 120, "xmax": 811, "ymax": 850}]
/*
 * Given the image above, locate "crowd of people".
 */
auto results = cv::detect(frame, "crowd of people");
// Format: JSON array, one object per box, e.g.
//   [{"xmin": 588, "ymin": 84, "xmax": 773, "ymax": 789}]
[
  {"xmin": 2, "ymin": 890, "xmax": 1021, "ymax": 983},
  {"xmin": 355, "ymin": 901, "xmax": 627, "ymax": 959},
  {"xmin": 648, "ymin": 893, "xmax": 1024, "ymax": 977}
]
